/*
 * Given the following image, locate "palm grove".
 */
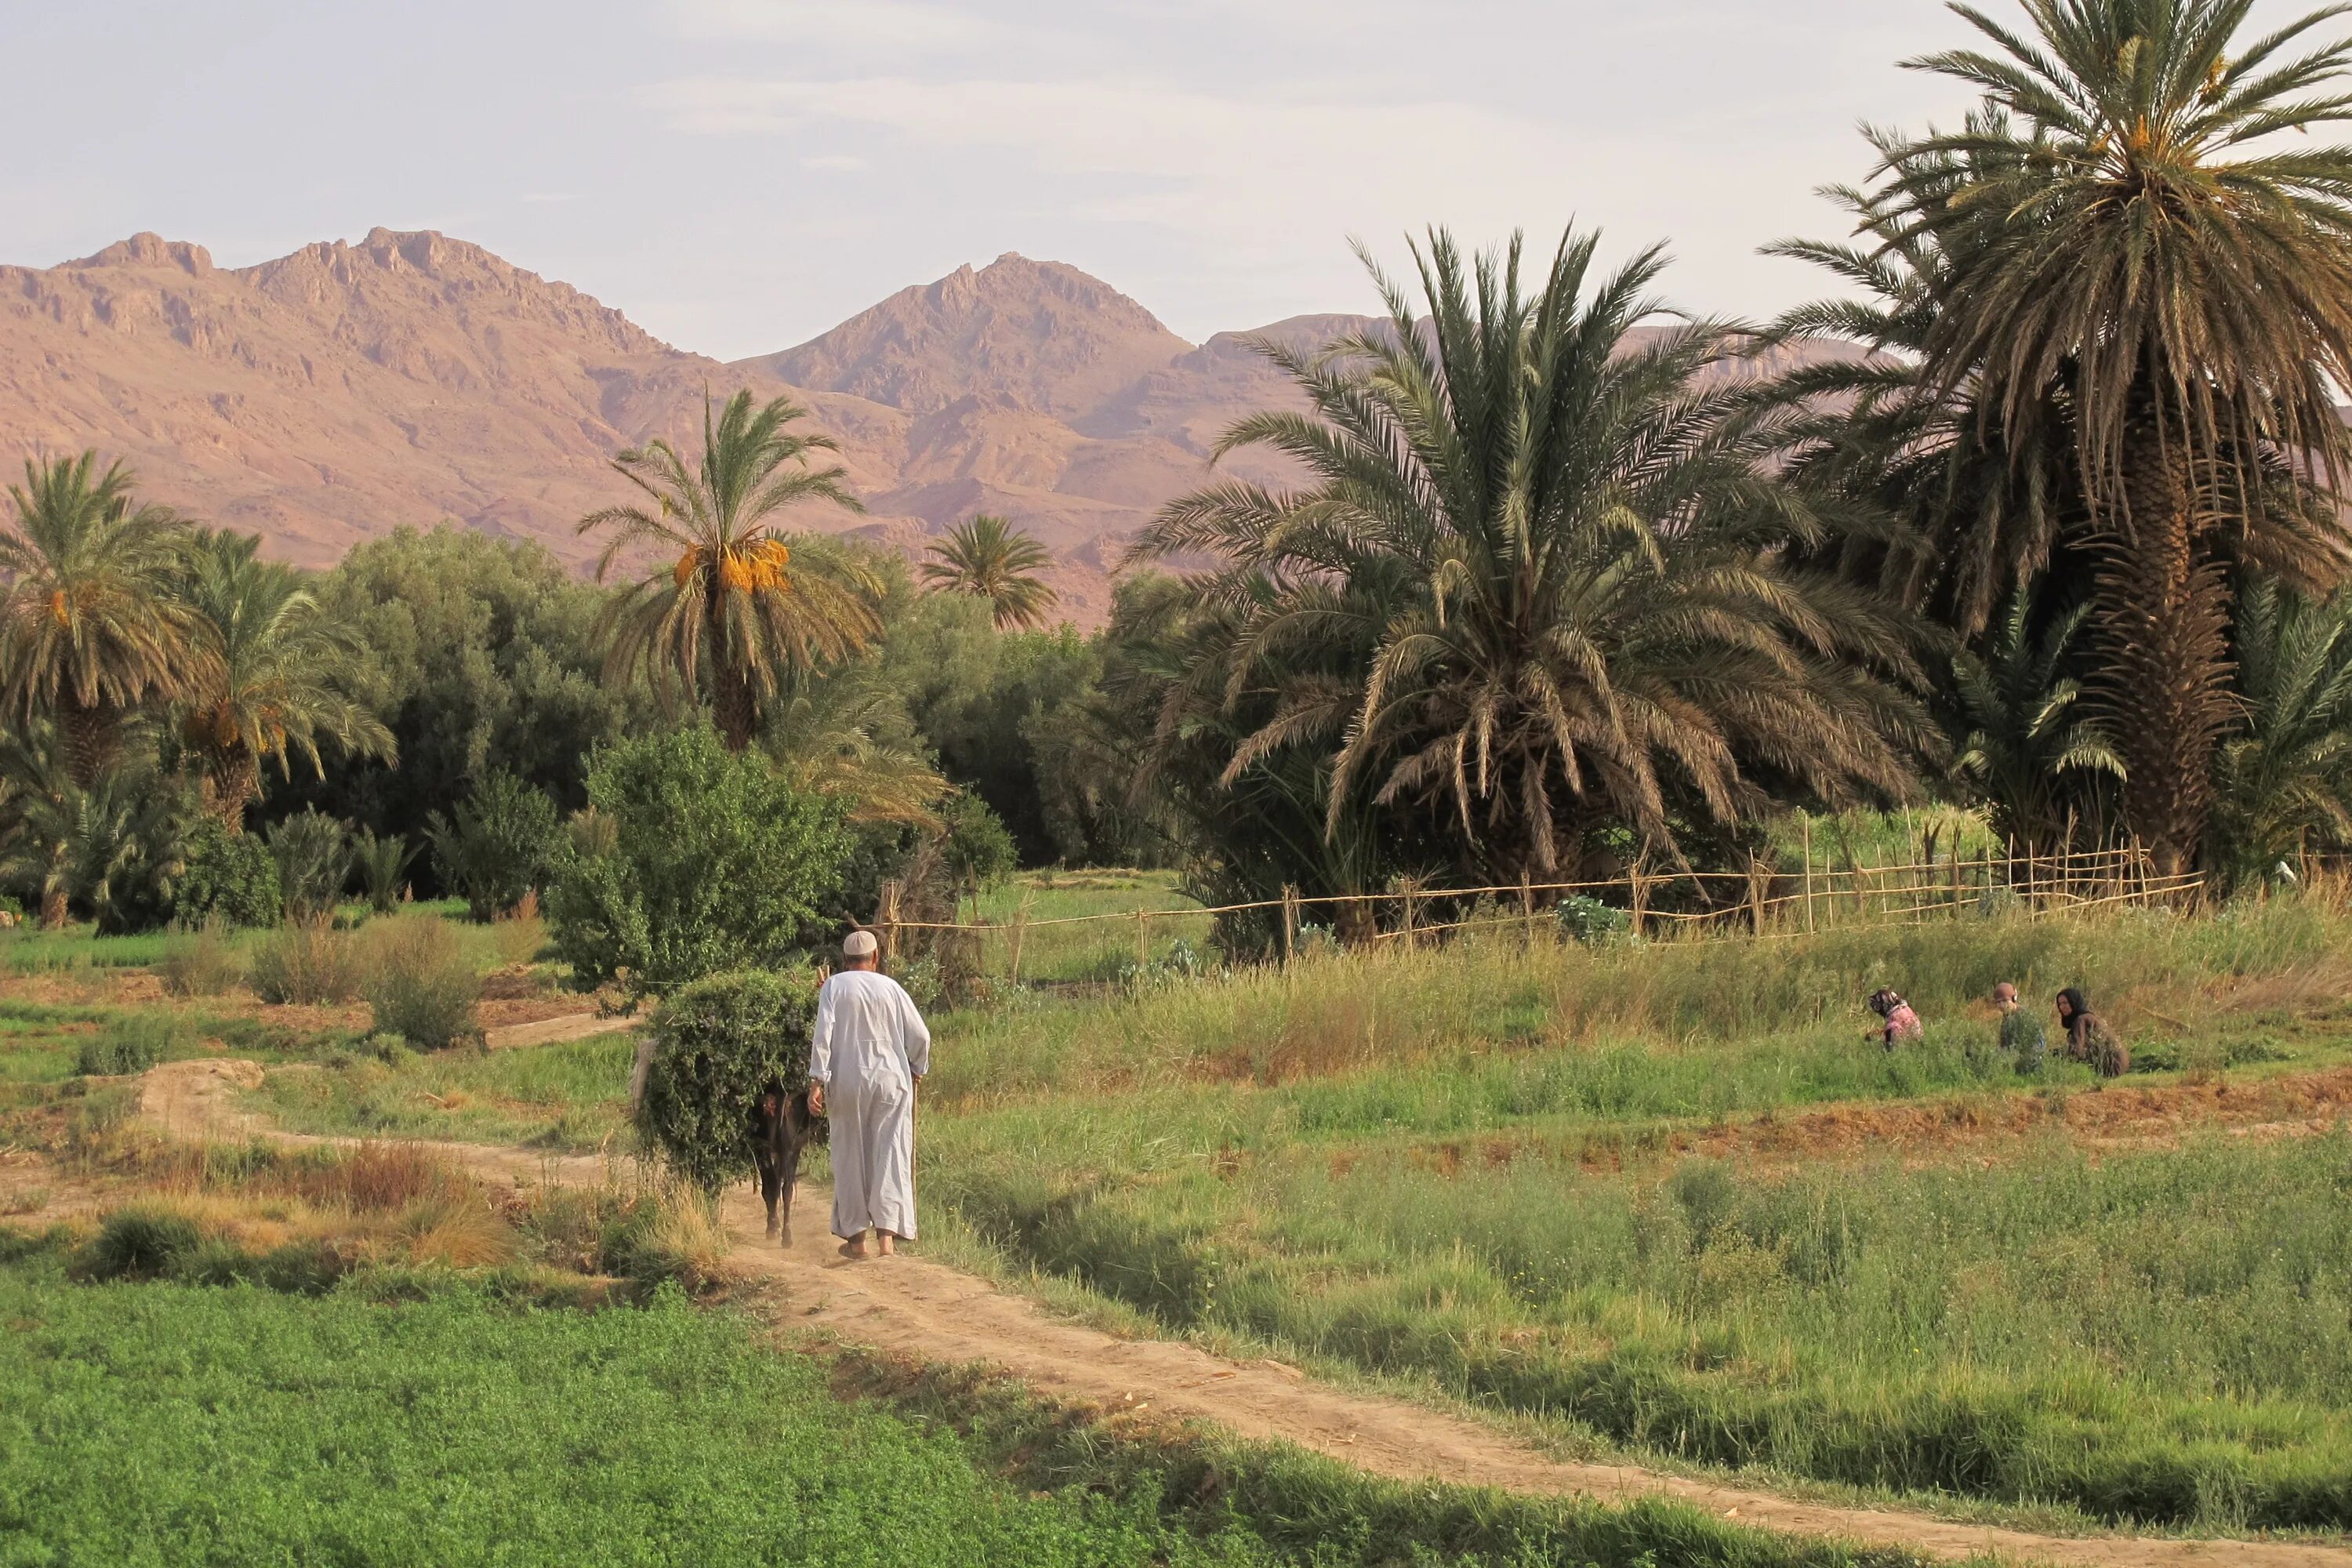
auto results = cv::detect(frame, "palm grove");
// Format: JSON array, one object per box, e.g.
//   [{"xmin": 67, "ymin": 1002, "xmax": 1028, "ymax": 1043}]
[{"xmin": 6, "ymin": 0, "xmax": 2352, "ymax": 963}]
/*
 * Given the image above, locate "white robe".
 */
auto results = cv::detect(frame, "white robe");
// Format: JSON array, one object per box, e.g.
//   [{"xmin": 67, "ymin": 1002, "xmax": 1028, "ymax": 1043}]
[{"xmin": 808, "ymin": 969, "xmax": 931, "ymax": 1240}]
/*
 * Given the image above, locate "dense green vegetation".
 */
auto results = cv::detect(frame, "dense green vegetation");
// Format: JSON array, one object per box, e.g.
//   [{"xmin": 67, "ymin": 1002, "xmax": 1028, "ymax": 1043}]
[{"xmin": 0, "ymin": 1251, "xmax": 1922, "ymax": 1568}]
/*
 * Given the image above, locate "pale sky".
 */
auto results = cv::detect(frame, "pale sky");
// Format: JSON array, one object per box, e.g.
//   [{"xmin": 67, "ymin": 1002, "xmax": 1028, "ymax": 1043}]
[{"xmin": 0, "ymin": 2, "xmax": 2327, "ymax": 359}]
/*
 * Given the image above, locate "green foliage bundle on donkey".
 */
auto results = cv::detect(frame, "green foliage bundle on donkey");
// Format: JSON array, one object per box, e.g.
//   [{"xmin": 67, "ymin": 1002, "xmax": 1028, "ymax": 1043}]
[{"xmin": 634, "ymin": 969, "xmax": 829, "ymax": 1241}]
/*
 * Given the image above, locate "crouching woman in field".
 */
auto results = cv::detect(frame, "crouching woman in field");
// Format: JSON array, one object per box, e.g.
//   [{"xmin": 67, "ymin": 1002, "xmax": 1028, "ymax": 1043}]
[
  {"xmin": 1866, "ymin": 988, "xmax": 1922, "ymax": 1051},
  {"xmin": 2054, "ymin": 988, "xmax": 2128, "ymax": 1079},
  {"xmin": 808, "ymin": 930, "xmax": 931, "ymax": 1259}
]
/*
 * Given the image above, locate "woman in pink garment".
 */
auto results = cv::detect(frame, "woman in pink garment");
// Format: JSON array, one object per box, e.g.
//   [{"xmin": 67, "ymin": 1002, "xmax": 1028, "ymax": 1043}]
[{"xmin": 1866, "ymin": 987, "xmax": 1922, "ymax": 1050}]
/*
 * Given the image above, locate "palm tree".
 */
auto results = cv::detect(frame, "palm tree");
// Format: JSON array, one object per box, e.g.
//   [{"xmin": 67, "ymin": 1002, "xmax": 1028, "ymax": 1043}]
[
  {"xmin": 578, "ymin": 390, "xmax": 879, "ymax": 750},
  {"xmin": 0, "ymin": 738, "xmax": 186, "ymax": 931},
  {"xmin": 1951, "ymin": 586, "xmax": 2125, "ymax": 853},
  {"xmin": 0, "ymin": 452, "xmax": 207, "ymax": 786},
  {"xmin": 176, "ymin": 530, "xmax": 394, "ymax": 832},
  {"xmin": 1132, "ymin": 227, "xmax": 1931, "ymax": 880},
  {"xmin": 2210, "ymin": 581, "xmax": 2352, "ymax": 884},
  {"xmin": 1868, "ymin": 0, "xmax": 2352, "ymax": 871},
  {"xmin": 920, "ymin": 514, "xmax": 1059, "ymax": 630},
  {"xmin": 764, "ymin": 666, "xmax": 948, "ymax": 826}
]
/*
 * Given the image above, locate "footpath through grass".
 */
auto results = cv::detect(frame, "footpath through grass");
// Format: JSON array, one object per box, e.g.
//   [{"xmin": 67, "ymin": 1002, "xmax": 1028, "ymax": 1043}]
[
  {"xmin": 0, "ymin": 1247, "xmax": 1926, "ymax": 1568},
  {"xmin": 919, "ymin": 895, "xmax": 2352, "ymax": 1534}
]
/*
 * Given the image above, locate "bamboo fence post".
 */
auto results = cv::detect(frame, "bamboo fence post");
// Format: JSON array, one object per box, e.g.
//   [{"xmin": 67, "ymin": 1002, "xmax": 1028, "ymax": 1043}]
[
  {"xmin": 1007, "ymin": 890, "xmax": 1033, "ymax": 986},
  {"xmin": 1135, "ymin": 908, "xmax": 1151, "ymax": 971},
  {"xmin": 1399, "ymin": 885, "xmax": 1418, "ymax": 949},
  {"xmin": 1801, "ymin": 815, "xmax": 1815, "ymax": 935},
  {"xmin": 1629, "ymin": 853, "xmax": 1650, "ymax": 942},
  {"xmin": 1280, "ymin": 884, "xmax": 1299, "ymax": 964},
  {"xmin": 1519, "ymin": 870, "xmax": 1536, "ymax": 947}
]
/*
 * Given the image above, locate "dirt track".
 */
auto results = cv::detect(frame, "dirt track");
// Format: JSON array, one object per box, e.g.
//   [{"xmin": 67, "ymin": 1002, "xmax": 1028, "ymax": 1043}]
[{"xmin": 108, "ymin": 1058, "xmax": 2352, "ymax": 1567}]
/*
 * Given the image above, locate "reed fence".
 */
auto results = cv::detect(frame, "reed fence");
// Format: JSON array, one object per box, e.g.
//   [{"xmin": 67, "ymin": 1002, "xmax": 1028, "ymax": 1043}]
[{"xmin": 867, "ymin": 842, "xmax": 2204, "ymax": 985}]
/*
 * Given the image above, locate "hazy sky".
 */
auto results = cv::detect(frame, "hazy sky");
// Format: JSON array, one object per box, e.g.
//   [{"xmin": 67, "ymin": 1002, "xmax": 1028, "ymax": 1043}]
[{"xmin": 0, "ymin": 2, "xmax": 2321, "ymax": 358}]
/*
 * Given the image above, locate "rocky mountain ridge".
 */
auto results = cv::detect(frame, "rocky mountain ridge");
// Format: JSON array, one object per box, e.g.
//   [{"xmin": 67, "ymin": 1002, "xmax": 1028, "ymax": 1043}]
[{"xmin": 0, "ymin": 228, "xmax": 1817, "ymax": 625}]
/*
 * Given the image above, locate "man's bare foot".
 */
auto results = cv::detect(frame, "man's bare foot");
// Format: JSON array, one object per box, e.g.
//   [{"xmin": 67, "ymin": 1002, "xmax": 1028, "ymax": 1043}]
[
  {"xmin": 837, "ymin": 1238, "xmax": 868, "ymax": 1260},
  {"xmin": 876, "ymin": 1232, "xmax": 897, "ymax": 1258}
]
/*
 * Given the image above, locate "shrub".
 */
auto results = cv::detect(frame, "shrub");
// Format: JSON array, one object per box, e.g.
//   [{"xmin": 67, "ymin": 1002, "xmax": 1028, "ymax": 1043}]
[
  {"xmin": 1558, "ymin": 894, "xmax": 1632, "ymax": 946},
  {"xmin": 547, "ymin": 724, "xmax": 851, "ymax": 993},
  {"xmin": 942, "ymin": 792, "xmax": 1018, "ymax": 891},
  {"xmin": 252, "ymin": 920, "xmax": 362, "ymax": 1005},
  {"xmin": 159, "ymin": 916, "xmax": 246, "ymax": 996},
  {"xmin": 175, "ymin": 816, "xmax": 282, "ymax": 928},
  {"xmin": 635, "ymin": 968, "xmax": 820, "ymax": 1193},
  {"xmin": 428, "ymin": 772, "xmax": 559, "ymax": 923},
  {"xmin": 360, "ymin": 915, "xmax": 482, "ymax": 1051},
  {"xmin": 267, "ymin": 809, "xmax": 353, "ymax": 922},
  {"xmin": 76, "ymin": 1014, "xmax": 189, "ymax": 1076},
  {"xmin": 352, "ymin": 828, "xmax": 417, "ymax": 915},
  {"xmin": 85, "ymin": 1206, "xmax": 205, "ymax": 1279}
]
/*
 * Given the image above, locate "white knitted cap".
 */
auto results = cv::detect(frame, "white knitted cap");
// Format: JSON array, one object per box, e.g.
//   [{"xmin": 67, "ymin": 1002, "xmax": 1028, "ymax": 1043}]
[{"xmin": 842, "ymin": 930, "xmax": 879, "ymax": 958}]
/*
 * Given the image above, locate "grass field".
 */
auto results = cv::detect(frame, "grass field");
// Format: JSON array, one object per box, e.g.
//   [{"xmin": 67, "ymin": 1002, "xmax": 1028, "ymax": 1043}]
[
  {"xmin": 966, "ymin": 869, "xmax": 1213, "ymax": 982},
  {"xmin": 15, "ymin": 877, "xmax": 2352, "ymax": 1545},
  {"xmin": 0, "ymin": 1239, "xmax": 1923, "ymax": 1568},
  {"xmin": 913, "ymin": 895, "xmax": 2352, "ymax": 1532}
]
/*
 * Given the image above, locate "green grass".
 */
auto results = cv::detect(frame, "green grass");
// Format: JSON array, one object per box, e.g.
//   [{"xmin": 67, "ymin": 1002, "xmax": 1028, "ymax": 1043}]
[
  {"xmin": 0, "ymin": 1250, "xmax": 1925, "ymax": 1567},
  {"xmin": 250, "ymin": 1033, "xmax": 642, "ymax": 1151},
  {"xmin": 908, "ymin": 895, "xmax": 2352, "ymax": 1531},
  {"xmin": 967, "ymin": 869, "xmax": 1214, "ymax": 982}
]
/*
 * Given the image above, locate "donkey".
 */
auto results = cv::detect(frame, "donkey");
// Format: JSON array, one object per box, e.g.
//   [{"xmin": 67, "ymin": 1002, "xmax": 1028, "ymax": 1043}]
[{"xmin": 750, "ymin": 1083, "xmax": 822, "ymax": 1245}]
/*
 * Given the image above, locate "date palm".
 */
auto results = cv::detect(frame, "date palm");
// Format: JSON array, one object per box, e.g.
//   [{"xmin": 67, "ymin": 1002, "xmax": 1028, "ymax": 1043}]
[
  {"xmin": 2210, "ymin": 580, "xmax": 2352, "ymax": 884},
  {"xmin": 1871, "ymin": 0, "xmax": 2352, "ymax": 871},
  {"xmin": 177, "ymin": 530, "xmax": 394, "ymax": 832},
  {"xmin": 0, "ymin": 452, "xmax": 206, "ymax": 786},
  {"xmin": 1951, "ymin": 586, "xmax": 2125, "ymax": 853},
  {"xmin": 1134, "ymin": 227, "xmax": 1930, "ymax": 878},
  {"xmin": 920, "ymin": 514, "xmax": 1058, "ymax": 630},
  {"xmin": 579, "ymin": 390, "xmax": 878, "ymax": 750}
]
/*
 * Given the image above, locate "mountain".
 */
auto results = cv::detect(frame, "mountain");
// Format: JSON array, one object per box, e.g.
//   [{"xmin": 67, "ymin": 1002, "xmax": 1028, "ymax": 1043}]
[{"xmin": 0, "ymin": 231, "xmax": 1847, "ymax": 628}]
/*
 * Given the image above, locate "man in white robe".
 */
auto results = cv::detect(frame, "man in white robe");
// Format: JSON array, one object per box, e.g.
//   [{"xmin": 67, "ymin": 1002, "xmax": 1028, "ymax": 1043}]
[{"xmin": 807, "ymin": 930, "xmax": 930, "ymax": 1258}]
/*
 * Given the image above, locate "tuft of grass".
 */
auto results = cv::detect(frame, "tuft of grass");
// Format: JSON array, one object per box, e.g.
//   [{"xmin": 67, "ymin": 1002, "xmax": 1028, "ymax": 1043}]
[
  {"xmin": 74, "ymin": 1013, "xmax": 196, "ymax": 1078},
  {"xmin": 359, "ymin": 914, "xmax": 483, "ymax": 1051},
  {"xmin": 251, "ymin": 920, "xmax": 362, "ymax": 1006},
  {"xmin": 158, "ymin": 916, "xmax": 248, "ymax": 997}
]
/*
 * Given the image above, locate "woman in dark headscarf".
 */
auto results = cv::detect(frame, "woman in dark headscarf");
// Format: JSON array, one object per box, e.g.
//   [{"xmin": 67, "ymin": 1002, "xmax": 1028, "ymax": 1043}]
[
  {"xmin": 1866, "ymin": 987, "xmax": 1922, "ymax": 1049},
  {"xmin": 2054, "ymin": 987, "xmax": 2129, "ymax": 1078}
]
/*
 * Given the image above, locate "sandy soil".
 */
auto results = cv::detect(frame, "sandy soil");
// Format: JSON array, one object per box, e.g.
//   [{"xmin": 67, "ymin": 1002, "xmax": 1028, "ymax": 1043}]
[{"xmin": 72, "ymin": 1058, "xmax": 2352, "ymax": 1566}]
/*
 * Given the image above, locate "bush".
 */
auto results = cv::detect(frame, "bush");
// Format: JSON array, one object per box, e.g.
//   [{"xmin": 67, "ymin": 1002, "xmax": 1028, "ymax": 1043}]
[
  {"xmin": 159, "ymin": 916, "xmax": 247, "ymax": 996},
  {"xmin": 252, "ymin": 920, "xmax": 362, "ymax": 1005},
  {"xmin": 942, "ymin": 792, "xmax": 1018, "ymax": 891},
  {"xmin": 1558, "ymin": 894, "xmax": 1632, "ymax": 946},
  {"xmin": 175, "ymin": 816, "xmax": 282, "ymax": 928},
  {"xmin": 547, "ymin": 724, "xmax": 851, "ymax": 993},
  {"xmin": 635, "ymin": 969, "xmax": 820, "ymax": 1193},
  {"xmin": 76, "ymin": 1014, "xmax": 190, "ymax": 1076},
  {"xmin": 428, "ymin": 772, "xmax": 559, "ymax": 923},
  {"xmin": 267, "ymin": 810, "xmax": 353, "ymax": 923},
  {"xmin": 360, "ymin": 915, "xmax": 483, "ymax": 1051}
]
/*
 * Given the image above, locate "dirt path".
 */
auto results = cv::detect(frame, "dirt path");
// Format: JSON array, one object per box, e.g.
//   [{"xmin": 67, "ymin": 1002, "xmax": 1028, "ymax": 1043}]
[
  {"xmin": 481, "ymin": 1011, "xmax": 634, "ymax": 1051},
  {"xmin": 114, "ymin": 1059, "xmax": 2352, "ymax": 1568}
]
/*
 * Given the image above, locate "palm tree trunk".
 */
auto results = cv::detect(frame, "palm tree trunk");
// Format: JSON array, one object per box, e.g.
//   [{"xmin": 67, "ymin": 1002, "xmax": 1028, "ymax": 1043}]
[
  {"xmin": 710, "ymin": 654, "xmax": 760, "ymax": 752},
  {"xmin": 199, "ymin": 748, "xmax": 260, "ymax": 833},
  {"xmin": 2093, "ymin": 412, "xmax": 2233, "ymax": 879},
  {"xmin": 55, "ymin": 691, "xmax": 119, "ymax": 789}
]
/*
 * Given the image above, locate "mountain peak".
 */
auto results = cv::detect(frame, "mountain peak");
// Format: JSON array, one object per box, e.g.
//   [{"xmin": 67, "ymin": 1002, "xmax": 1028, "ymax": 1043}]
[
  {"xmin": 737, "ymin": 255, "xmax": 1191, "ymax": 419},
  {"xmin": 71, "ymin": 233, "xmax": 215, "ymax": 275}
]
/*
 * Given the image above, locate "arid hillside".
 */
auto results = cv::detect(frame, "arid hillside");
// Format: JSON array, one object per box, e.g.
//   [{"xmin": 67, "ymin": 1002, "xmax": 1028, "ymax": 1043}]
[{"xmin": 0, "ymin": 230, "xmax": 1835, "ymax": 625}]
